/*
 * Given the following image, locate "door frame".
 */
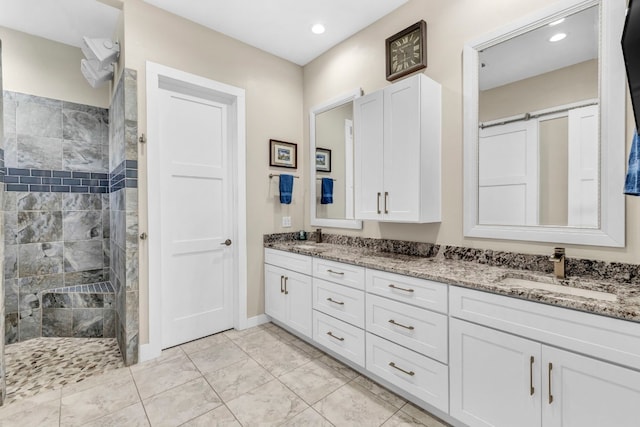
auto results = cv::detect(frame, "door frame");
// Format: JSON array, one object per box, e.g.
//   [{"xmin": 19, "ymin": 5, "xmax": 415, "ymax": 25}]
[{"xmin": 141, "ymin": 61, "xmax": 247, "ymax": 362}]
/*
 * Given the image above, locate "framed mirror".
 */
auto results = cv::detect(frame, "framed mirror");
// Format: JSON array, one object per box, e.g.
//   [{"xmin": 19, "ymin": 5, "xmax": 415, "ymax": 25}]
[
  {"xmin": 463, "ymin": 0, "xmax": 627, "ymax": 247},
  {"xmin": 310, "ymin": 89, "xmax": 363, "ymax": 230}
]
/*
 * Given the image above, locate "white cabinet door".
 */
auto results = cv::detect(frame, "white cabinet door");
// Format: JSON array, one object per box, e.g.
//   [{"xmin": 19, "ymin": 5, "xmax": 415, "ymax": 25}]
[
  {"xmin": 264, "ymin": 264, "xmax": 287, "ymax": 324},
  {"xmin": 264, "ymin": 264, "xmax": 312, "ymax": 339},
  {"xmin": 542, "ymin": 346, "xmax": 640, "ymax": 427},
  {"xmin": 284, "ymin": 271, "xmax": 312, "ymax": 339},
  {"xmin": 383, "ymin": 75, "xmax": 422, "ymax": 222},
  {"xmin": 354, "ymin": 90, "xmax": 384, "ymax": 220},
  {"xmin": 450, "ymin": 318, "xmax": 542, "ymax": 427}
]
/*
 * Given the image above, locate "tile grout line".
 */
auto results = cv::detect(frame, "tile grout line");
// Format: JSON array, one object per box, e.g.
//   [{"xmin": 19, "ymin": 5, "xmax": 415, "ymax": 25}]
[{"xmin": 129, "ymin": 366, "xmax": 154, "ymax": 427}]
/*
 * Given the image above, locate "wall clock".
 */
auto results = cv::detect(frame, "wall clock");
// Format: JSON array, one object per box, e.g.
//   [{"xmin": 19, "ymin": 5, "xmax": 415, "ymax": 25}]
[{"xmin": 385, "ymin": 20, "xmax": 427, "ymax": 81}]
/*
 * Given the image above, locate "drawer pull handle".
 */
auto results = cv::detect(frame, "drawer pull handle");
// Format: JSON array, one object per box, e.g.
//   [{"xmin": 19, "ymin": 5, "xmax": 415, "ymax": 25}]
[
  {"xmin": 388, "ymin": 319, "xmax": 414, "ymax": 330},
  {"xmin": 327, "ymin": 298, "xmax": 345, "ymax": 306},
  {"xmin": 389, "ymin": 362, "xmax": 415, "ymax": 376},
  {"xmin": 530, "ymin": 356, "xmax": 535, "ymax": 396},
  {"xmin": 326, "ymin": 331, "xmax": 345, "ymax": 341},
  {"xmin": 548, "ymin": 363, "xmax": 554, "ymax": 404},
  {"xmin": 388, "ymin": 284, "xmax": 414, "ymax": 293},
  {"xmin": 327, "ymin": 269, "xmax": 345, "ymax": 275}
]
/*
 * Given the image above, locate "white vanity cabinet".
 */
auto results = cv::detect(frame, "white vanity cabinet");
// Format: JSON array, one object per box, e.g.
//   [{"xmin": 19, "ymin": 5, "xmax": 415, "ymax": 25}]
[
  {"xmin": 354, "ymin": 73, "xmax": 441, "ymax": 223},
  {"xmin": 450, "ymin": 287, "xmax": 640, "ymax": 427},
  {"xmin": 264, "ymin": 249, "xmax": 312, "ymax": 339},
  {"xmin": 312, "ymin": 258, "xmax": 366, "ymax": 367}
]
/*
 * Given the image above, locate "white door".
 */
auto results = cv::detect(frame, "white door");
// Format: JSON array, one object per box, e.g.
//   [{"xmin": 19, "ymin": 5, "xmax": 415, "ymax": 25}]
[
  {"xmin": 567, "ymin": 105, "xmax": 599, "ymax": 227},
  {"xmin": 478, "ymin": 120, "xmax": 539, "ymax": 225},
  {"xmin": 384, "ymin": 75, "xmax": 421, "ymax": 221},
  {"xmin": 542, "ymin": 346, "xmax": 640, "ymax": 427},
  {"xmin": 450, "ymin": 318, "xmax": 542, "ymax": 427},
  {"xmin": 159, "ymin": 89, "xmax": 234, "ymax": 348},
  {"xmin": 354, "ymin": 90, "xmax": 384, "ymax": 220}
]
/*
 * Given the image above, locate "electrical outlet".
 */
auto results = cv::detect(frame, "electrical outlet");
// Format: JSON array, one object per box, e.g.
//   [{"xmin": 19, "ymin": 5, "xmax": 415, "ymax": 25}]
[{"xmin": 282, "ymin": 216, "xmax": 292, "ymax": 227}]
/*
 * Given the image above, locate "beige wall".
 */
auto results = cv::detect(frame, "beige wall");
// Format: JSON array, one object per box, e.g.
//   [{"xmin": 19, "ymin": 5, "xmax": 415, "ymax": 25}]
[
  {"xmin": 0, "ymin": 26, "xmax": 110, "ymax": 107},
  {"xmin": 479, "ymin": 59, "xmax": 598, "ymax": 122},
  {"xmin": 122, "ymin": 0, "xmax": 304, "ymax": 340},
  {"xmin": 539, "ymin": 117, "xmax": 569, "ymax": 226},
  {"xmin": 303, "ymin": 0, "xmax": 639, "ymax": 264}
]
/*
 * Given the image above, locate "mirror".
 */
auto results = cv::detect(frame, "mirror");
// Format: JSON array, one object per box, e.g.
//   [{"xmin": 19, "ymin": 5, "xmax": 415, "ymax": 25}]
[
  {"xmin": 463, "ymin": 0, "xmax": 627, "ymax": 247},
  {"xmin": 310, "ymin": 89, "xmax": 363, "ymax": 229}
]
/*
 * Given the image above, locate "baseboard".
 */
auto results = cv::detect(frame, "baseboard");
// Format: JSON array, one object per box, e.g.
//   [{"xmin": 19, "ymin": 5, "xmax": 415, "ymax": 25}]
[{"xmin": 246, "ymin": 314, "xmax": 271, "ymax": 328}]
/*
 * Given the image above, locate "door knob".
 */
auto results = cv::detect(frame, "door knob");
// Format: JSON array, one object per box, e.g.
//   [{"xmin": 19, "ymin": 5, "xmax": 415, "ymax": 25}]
[{"xmin": 221, "ymin": 239, "xmax": 232, "ymax": 246}]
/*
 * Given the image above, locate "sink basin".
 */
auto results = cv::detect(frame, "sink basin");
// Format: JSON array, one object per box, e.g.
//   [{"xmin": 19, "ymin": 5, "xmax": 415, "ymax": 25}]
[{"xmin": 499, "ymin": 276, "xmax": 617, "ymax": 302}]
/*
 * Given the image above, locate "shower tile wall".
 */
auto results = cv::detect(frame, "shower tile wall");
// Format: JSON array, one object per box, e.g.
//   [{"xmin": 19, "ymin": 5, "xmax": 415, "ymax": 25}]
[
  {"xmin": 0, "ymin": 39, "xmax": 7, "ymax": 405},
  {"xmin": 2, "ymin": 91, "xmax": 111, "ymax": 344},
  {"xmin": 109, "ymin": 69, "xmax": 138, "ymax": 366}
]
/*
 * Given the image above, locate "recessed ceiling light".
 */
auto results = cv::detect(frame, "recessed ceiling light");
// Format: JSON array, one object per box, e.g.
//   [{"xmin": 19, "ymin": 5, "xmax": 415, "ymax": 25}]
[
  {"xmin": 549, "ymin": 33, "xmax": 567, "ymax": 42},
  {"xmin": 311, "ymin": 24, "xmax": 325, "ymax": 35},
  {"xmin": 549, "ymin": 18, "xmax": 565, "ymax": 26}
]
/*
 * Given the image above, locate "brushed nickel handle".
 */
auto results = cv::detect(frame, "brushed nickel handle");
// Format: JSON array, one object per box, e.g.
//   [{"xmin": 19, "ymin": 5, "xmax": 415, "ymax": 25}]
[
  {"xmin": 384, "ymin": 192, "xmax": 389, "ymax": 214},
  {"xmin": 388, "ymin": 284, "xmax": 414, "ymax": 293},
  {"xmin": 326, "ymin": 331, "xmax": 344, "ymax": 341},
  {"xmin": 388, "ymin": 319, "xmax": 414, "ymax": 330},
  {"xmin": 280, "ymin": 276, "xmax": 284, "ymax": 293},
  {"xmin": 327, "ymin": 269, "xmax": 344, "ymax": 275},
  {"xmin": 377, "ymin": 192, "xmax": 381, "ymax": 214},
  {"xmin": 284, "ymin": 276, "xmax": 289, "ymax": 295},
  {"xmin": 548, "ymin": 362, "xmax": 553, "ymax": 404},
  {"xmin": 530, "ymin": 356, "xmax": 535, "ymax": 396},
  {"xmin": 389, "ymin": 362, "xmax": 415, "ymax": 376},
  {"xmin": 327, "ymin": 298, "xmax": 345, "ymax": 305},
  {"xmin": 221, "ymin": 239, "xmax": 232, "ymax": 246}
]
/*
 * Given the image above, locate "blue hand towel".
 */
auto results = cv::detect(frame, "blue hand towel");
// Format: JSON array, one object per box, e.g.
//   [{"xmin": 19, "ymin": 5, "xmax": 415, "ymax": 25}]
[
  {"xmin": 624, "ymin": 129, "xmax": 640, "ymax": 196},
  {"xmin": 279, "ymin": 174, "xmax": 294, "ymax": 204},
  {"xmin": 321, "ymin": 177, "xmax": 333, "ymax": 204}
]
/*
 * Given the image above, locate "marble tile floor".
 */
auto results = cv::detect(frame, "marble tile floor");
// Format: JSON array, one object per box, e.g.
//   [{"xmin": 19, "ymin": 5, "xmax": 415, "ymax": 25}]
[
  {"xmin": 0, "ymin": 323, "xmax": 450, "ymax": 427},
  {"xmin": 4, "ymin": 337, "xmax": 124, "ymax": 405}
]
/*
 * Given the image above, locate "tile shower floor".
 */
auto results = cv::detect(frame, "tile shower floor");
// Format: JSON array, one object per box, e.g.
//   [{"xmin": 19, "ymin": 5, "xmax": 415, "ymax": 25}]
[{"xmin": 0, "ymin": 323, "xmax": 449, "ymax": 427}]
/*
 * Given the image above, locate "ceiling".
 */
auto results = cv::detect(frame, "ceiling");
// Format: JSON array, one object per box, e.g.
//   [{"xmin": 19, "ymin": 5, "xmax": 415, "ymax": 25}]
[
  {"xmin": 0, "ymin": 0, "xmax": 409, "ymax": 66},
  {"xmin": 0, "ymin": 0, "xmax": 121, "ymax": 48},
  {"xmin": 479, "ymin": 5, "xmax": 599, "ymax": 90}
]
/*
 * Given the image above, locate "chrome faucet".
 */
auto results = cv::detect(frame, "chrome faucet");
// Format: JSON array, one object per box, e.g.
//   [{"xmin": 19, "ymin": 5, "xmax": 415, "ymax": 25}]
[{"xmin": 549, "ymin": 247, "xmax": 565, "ymax": 279}]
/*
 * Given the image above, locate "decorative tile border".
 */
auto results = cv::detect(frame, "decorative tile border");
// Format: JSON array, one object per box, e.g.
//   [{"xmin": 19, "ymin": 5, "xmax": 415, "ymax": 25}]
[
  {"xmin": 49, "ymin": 281, "xmax": 115, "ymax": 294},
  {"xmin": 110, "ymin": 159, "xmax": 138, "ymax": 192},
  {"xmin": 4, "ymin": 168, "xmax": 109, "ymax": 193}
]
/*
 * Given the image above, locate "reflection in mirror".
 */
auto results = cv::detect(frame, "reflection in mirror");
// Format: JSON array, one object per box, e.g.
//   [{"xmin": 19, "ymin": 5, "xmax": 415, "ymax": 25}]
[
  {"xmin": 477, "ymin": 5, "xmax": 599, "ymax": 228},
  {"xmin": 310, "ymin": 89, "xmax": 362, "ymax": 230},
  {"xmin": 463, "ymin": 0, "xmax": 626, "ymax": 247}
]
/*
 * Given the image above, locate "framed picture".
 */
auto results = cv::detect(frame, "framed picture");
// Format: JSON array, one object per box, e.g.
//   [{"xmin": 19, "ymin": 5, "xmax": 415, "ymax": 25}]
[
  {"xmin": 316, "ymin": 148, "xmax": 332, "ymax": 172},
  {"xmin": 269, "ymin": 139, "xmax": 297, "ymax": 169},
  {"xmin": 385, "ymin": 20, "xmax": 427, "ymax": 81}
]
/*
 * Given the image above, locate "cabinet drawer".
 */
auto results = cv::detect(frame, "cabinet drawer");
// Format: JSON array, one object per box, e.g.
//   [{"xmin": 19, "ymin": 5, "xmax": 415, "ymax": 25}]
[
  {"xmin": 313, "ymin": 258, "xmax": 365, "ymax": 290},
  {"xmin": 313, "ymin": 278, "xmax": 365, "ymax": 328},
  {"xmin": 313, "ymin": 310, "xmax": 365, "ymax": 367},
  {"xmin": 450, "ymin": 286, "xmax": 640, "ymax": 371},
  {"xmin": 366, "ymin": 333, "xmax": 449, "ymax": 413},
  {"xmin": 366, "ymin": 294, "xmax": 448, "ymax": 363},
  {"xmin": 366, "ymin": 269, "xmax": 447, "ymax": 313},
  {"xmin": 265, "ymin": 248, "xmax": 312, "ymax": 275}
]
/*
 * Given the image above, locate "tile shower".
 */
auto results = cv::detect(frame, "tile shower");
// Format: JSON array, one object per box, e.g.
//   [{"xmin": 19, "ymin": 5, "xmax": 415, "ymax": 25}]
[{"xmin": 2, "ymin": 70, "xmax": 139, "ymax": 370}]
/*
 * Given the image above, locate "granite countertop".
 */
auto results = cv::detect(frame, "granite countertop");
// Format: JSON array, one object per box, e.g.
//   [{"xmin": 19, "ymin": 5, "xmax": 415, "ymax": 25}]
[{"xmin": 265, "ymin": 240, "xmax": 640, "ymax": 323}]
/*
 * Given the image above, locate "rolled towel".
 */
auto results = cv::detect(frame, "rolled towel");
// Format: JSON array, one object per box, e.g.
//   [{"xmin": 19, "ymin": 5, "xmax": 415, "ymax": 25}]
[
  {"xmin": 279, "ymin": 174, "xmax": 294, "ymax": 204},
  {"xmin": 624, "ymin": 129, "xmax": 640, "ymax": 195},
  {"xmin": 321, "ymin": 177, "xmax": 333, "ymax": 204}
]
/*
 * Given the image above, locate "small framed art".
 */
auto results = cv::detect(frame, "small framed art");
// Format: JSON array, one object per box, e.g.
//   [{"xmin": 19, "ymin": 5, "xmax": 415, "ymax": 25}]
[
  {"xmin": 269, "ymin": 139, "xmax": 297, "ymax": 169},
  {"xmin": 315, "ymin": 148, "xmax": 332, "ymax": 172}
]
